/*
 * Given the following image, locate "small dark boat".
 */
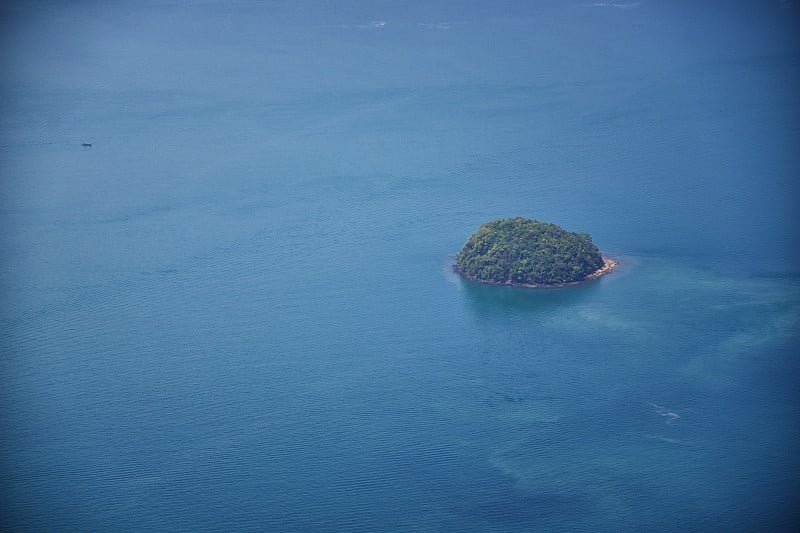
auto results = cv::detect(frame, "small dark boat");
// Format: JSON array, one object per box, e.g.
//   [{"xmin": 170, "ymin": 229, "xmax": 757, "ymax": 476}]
[{"xmin": 81, "ymin": 142, "xmax": 92, "ymax": 147}]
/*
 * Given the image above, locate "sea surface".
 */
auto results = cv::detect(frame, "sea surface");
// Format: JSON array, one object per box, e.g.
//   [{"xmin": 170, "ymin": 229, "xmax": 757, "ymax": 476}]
[{"xmin": 1, "ymin": 1, "xmax": 799, "ymax": 531}]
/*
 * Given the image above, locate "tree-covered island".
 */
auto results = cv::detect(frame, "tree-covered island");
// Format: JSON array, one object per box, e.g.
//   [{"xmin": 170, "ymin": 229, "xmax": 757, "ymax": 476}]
[{"xmin": 454, "ymin": 217, "xmax": 616, "ymax": 287}]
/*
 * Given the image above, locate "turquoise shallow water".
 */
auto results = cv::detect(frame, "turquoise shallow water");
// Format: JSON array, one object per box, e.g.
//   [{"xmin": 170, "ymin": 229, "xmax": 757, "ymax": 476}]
[{"xmin": 2, "ymin": 1, "xmax": 799, "ymax": 531}]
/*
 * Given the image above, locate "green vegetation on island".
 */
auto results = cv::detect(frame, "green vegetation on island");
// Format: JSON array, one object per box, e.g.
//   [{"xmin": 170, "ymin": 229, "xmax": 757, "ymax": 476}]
[{"xmin": 455, "ymin": 217, "xmax": 610, "ymax": 286}]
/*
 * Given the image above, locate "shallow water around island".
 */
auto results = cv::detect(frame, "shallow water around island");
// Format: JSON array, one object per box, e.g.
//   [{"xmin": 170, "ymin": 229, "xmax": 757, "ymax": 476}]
[{"xmin": 1, "ymin": 2, "xmax": 799, "ymax": 531}]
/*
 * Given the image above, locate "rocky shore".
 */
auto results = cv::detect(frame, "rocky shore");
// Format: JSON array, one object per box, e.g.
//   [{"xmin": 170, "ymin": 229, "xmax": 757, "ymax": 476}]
[{"xmin": 454, "ymin": 257, "xmax": 618, "ymax": 289}]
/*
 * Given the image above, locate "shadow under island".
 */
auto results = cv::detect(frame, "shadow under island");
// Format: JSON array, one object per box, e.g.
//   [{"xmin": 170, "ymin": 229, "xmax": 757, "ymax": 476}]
[{"xmin": 457, "ymin": 270, "xmax": 602, "ymax": 316}]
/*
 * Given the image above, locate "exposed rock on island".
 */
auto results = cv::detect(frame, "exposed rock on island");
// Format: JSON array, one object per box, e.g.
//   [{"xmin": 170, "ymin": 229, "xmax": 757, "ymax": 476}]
[{"xmin": 454, "ymin": 217, "xmax": 616, "ymax": 288}]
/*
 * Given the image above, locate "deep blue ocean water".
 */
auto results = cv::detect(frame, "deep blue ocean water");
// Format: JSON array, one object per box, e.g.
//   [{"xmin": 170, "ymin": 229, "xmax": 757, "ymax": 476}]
[{"xmin": 1, "ymin": 1, "xmax": 799, "ymax": 531}]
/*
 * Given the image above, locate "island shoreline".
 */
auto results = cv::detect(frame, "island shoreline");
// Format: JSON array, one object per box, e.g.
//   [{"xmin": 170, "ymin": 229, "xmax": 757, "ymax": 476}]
[{"xmin": 453, "ymin": 257, "xmax": 618, "ymax": 289}]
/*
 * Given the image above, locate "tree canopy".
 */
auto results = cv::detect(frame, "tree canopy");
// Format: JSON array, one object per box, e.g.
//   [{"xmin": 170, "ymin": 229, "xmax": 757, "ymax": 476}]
[{"xmin": 455, "ymin": 217, "xmax": 605, "ymax": 286}]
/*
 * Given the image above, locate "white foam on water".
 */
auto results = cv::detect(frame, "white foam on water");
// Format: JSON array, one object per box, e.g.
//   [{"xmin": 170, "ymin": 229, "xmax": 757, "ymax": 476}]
[
  {"xmin": 647, "ymin": 402, "xmax": 680, "ymax": 424},
  {"xmin": 644, "ymin": 434, "xmax": 682, "ymax": 444}
]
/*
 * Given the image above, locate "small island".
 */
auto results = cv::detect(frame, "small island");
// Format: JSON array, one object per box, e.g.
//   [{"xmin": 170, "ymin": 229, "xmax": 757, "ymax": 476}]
[{"xmin": 454, "ymin": 217, "xmax": 616, "ymax": 288}]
